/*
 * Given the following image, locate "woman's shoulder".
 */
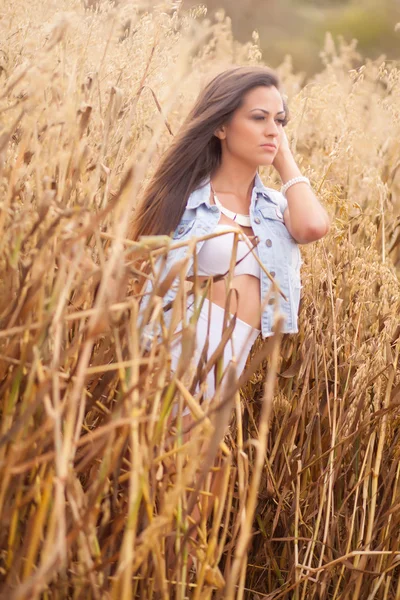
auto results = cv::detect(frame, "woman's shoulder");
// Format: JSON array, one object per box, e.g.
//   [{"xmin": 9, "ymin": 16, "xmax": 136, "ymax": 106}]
[{"xmin": 185, "ymin": 179, "xmax": 212, "ymax": 210}]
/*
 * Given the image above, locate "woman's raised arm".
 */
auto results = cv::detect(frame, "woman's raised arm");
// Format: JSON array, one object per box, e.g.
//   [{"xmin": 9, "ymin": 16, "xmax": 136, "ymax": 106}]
[{"xmin": 274, "ymin": 131, "xmax": 331, "ymax": 244}]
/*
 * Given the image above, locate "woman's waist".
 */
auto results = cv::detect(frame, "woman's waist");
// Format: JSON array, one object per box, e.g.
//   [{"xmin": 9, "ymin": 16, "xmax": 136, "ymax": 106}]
[
  {"xmin": 187, "ymin": 296, "xmax": 261, "ymax": 333},
  {"xmin": 186, "ymin": 276, "xmax": 261, "ymax": 330}
]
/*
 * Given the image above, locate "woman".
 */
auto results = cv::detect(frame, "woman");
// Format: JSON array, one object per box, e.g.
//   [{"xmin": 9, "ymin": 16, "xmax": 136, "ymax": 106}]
[{"xmin": 134, "ymin": 66, "xmax": 330, "ymax": 402}]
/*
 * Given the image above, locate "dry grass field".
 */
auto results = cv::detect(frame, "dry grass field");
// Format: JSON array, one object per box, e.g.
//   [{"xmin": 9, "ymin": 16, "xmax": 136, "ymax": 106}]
[{"xmin": 1, "ymin": 1, "xmax": 400, "ymax": 598}]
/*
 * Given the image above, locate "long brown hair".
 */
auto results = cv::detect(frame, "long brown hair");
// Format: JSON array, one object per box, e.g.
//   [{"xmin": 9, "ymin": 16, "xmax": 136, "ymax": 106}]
[{"xmin": 131, "ymin": 66, "xmax": 287, "ymax": 239}]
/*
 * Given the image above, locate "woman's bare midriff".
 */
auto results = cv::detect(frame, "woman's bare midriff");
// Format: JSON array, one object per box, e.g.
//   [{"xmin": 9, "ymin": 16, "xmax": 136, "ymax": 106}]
[
  {"xmin": 192, "ymin": 273, "xmax": 262, "ymax": 329},
  {"xmin": 186, "ymin": 209, "xmax": 262, "ymax": 329}
]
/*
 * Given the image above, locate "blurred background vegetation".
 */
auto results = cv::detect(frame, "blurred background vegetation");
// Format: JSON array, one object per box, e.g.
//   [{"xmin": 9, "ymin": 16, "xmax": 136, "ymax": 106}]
[{"xmin": 183, "ymin": 0, "xmax": 400, "ymax": 75}]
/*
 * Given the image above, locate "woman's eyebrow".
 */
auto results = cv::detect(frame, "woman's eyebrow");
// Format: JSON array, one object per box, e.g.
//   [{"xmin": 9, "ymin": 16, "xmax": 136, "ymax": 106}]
[{"xmin": 249, "ymin": 108, "xmax": 286, "ymax": 115}]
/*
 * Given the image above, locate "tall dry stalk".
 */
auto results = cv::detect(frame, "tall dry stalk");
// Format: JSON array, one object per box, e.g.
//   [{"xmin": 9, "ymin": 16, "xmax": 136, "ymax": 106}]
[{"xmin": 0, "ymin": 2, "xmax": 400, "ymax": 599}]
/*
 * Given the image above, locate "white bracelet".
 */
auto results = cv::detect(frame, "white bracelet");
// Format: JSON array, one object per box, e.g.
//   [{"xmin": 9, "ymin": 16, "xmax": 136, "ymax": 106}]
[{"xmin": 280, "ymin": 176, "xmax": 310, "ymax": 197}]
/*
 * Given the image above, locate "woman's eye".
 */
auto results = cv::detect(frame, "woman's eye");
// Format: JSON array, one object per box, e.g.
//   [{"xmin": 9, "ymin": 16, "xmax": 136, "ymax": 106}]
[{"xmin": 253, "ymin": 116, "xmax": 286, "ymax": 125}]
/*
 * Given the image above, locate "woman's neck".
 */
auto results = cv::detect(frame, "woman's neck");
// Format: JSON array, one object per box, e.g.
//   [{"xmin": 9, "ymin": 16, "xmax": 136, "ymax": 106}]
[{"xmin": 211, "ymin": 159, "xmax": 257, "ymax": 207}]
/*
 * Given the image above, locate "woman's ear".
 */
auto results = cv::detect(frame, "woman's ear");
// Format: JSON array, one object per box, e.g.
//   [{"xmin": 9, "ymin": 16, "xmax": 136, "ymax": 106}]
[{"xmin": 214, "ymin": 125, "xmax": 226, "ymax": 140}]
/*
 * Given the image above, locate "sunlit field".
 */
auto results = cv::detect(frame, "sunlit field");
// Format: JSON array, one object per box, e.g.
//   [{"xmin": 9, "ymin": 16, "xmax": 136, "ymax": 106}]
[{"xmin": 1, "ymin": 1, "xmax": 400, "ymax": 598}]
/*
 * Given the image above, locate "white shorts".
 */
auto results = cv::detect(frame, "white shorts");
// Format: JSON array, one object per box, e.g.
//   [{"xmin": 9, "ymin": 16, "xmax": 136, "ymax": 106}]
[{"xmin": 170, "ymin": 297, "xmax": 260, "ymax": 408}]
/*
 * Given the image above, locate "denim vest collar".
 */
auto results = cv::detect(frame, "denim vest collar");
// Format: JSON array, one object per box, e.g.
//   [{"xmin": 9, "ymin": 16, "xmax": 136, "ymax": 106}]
[{"xmin": 186, "ymin": 172, "xmax": 280, "ymax": 211}]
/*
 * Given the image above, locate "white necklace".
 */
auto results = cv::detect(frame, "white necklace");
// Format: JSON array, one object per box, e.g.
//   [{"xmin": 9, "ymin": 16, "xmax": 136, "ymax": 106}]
[{"xmin": 211, "ymin": 185, "xmax": 251, "ymax": 228}]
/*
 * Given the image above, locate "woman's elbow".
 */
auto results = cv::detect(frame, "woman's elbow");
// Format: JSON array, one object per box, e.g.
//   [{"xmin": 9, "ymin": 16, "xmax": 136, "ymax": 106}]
[
  {"xmin": 294, "ymin": 217, "xmax": 331, "ymax": 244},
  {"xmin": 310, "ymin": 216, "xmax": 331, "ymax": 241}
]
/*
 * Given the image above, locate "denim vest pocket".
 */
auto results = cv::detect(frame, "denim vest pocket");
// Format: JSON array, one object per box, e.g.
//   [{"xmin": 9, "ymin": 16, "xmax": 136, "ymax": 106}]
[
  {"xmin": 259, "ymin": 206, "xmax": 293, "ymax": 240},
  {"xmin": 172, "ymin": 219, "xmax": 196, "ymax": 240}
]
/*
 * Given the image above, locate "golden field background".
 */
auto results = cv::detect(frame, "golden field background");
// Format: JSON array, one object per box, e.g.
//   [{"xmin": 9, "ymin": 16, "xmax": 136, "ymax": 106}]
[{"xmin": 1, "ymin": 0, "xmax": 400, "ymax": 598}]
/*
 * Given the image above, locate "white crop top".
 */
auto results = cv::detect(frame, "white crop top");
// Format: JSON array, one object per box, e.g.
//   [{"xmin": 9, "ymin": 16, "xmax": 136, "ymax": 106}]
[{"xmin": 187, "ymin": 224, "xmax": 261, "ymax": 279}]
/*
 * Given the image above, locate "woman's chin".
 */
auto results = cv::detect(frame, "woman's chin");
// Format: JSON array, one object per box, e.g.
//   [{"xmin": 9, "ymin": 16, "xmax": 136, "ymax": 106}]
[{"xmin": 257, "ymin": 157, "xmax": 275, "ymax": 167}]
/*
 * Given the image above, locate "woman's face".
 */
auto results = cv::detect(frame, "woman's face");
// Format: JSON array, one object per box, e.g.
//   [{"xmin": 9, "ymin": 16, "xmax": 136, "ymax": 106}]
[{"xmin": 216, "ymin": 85, "xmax": 286, "ymax": 168}]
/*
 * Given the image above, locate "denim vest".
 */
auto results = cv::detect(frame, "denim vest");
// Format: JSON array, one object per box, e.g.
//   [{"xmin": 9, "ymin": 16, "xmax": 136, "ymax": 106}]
[{"xmin": 140, "ymin": 173, "xmax": 302, "ymax": 339}]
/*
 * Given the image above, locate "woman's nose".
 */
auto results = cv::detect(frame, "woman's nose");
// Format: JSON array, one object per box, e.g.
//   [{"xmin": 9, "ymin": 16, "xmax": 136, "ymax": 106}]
[{"xmin": 264, "ymin": 120, "xmax": 279, "ymax": 137}]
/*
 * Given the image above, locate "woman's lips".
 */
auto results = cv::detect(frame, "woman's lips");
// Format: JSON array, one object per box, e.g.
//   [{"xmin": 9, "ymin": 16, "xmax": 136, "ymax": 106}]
[{"xmin": 260, "ymin": 144, "xmax": 277, "ymax": 151}]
